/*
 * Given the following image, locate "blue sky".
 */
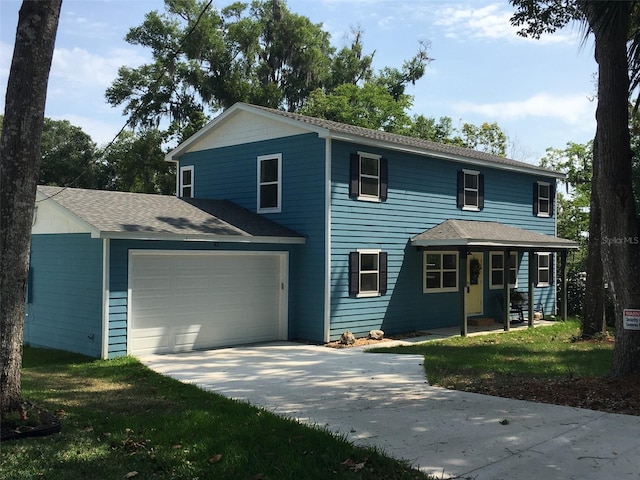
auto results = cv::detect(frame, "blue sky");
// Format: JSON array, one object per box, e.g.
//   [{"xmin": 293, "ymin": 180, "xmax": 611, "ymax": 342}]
[{"xmin": 1, "ymin": 0, "xmax": 597, "ymax": 164}]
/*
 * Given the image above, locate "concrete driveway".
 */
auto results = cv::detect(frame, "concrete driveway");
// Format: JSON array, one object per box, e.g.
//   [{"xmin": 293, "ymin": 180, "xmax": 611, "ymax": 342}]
[{"xmin": 140, "ymin": 341, "xmax": 640, "ymax": 479}]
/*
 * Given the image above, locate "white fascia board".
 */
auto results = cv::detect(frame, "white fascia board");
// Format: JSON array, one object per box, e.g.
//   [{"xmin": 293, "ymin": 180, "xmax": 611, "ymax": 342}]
[
  {"xmin": 411, "ymin": 238, "xmax": 578, "ymax": 249},
  {"xmin": 100, "ymin": 231, "xmax": 306, "ymax": 244},
  {"xmin": 327, "ymin": 133, "xmax": 565, "ymax": 180}
]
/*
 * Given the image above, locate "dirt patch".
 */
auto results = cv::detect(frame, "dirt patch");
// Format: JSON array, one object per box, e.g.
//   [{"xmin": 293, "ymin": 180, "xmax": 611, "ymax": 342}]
[{"xmin": 325, "ymin": 331, "xmax": 429, "ymax": 348}]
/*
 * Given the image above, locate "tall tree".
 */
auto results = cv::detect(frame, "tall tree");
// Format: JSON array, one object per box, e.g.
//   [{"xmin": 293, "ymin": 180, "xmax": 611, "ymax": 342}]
[
  {"xmin": 101, "ymin": 129, "xmax": 175, "ymax": 194},
  {"xmin": 511, "ymin": 0, "xmax": 640, "ymax": 375},
  {"xmin": 39, "ymin": 118, "xmax": 100, "ymax": 188},
  {"xmin": 540, "ymin": 142, "xmax": 605, "ymax": 335},
  {"xmin": 106, "ymin": 0, "xmax": 430, "ymax": 142},
  {"xmin": 0, "ymin": 0, "xmax": 62, "ymax": 413}
]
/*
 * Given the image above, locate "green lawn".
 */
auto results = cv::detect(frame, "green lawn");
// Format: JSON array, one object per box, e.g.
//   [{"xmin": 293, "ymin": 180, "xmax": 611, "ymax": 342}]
[
  {"xmin": 370, "ymin": 319, "xmax": 613, "ymax": 386},
  {"xmin": 1, "ymin": 347, "xmax": 431, "ymax": 480}
]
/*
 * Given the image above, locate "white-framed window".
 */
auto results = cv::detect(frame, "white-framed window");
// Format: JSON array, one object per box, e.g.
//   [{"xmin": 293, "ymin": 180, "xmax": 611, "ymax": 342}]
[
  {"xmin": 424, "ymin": 251, "xmax": 458, "ymax": 293},
  {"xmin": 349, "ymin": 249, "xmax": 388, "ymax": 297},
  {"xmin": 489, "ymin": 251, "xmax": 518, "ymax": 289},
  {"xmin": 536, "ymin": 252, "xmax": 551, "ymax": 287},
  {"xmin": 457, "ymin": 169, "xmax": 484, "ymax": 211},
  {"xmin": 535, "ymin": 182, "xmax": 552, "ymax": 217},
  {"xmin": 179, "ymin": 165, "xmax": 194, "ymax": 198},
  {"xmin": 359, "ymin": 153, "xmax": 381, "ymax": 200},
  {"xmin": 349, "ymin": 152, "xmax": 388, "ymax": 202},
  {"xmin": 257, "ymin": 153, "xmax": 282, "ymax": 213}
]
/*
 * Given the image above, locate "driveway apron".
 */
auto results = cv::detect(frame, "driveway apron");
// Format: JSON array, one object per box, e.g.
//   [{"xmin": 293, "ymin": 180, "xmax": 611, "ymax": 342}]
[{"xmin": 140, "ymin": 342, "xmax": 640, "ymax": 479}]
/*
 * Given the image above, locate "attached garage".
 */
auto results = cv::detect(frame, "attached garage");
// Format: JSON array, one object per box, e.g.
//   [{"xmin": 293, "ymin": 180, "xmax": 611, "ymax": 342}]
[
  {"xmin": 29, "ymin": 186, "xmax": 304, "ymax": 359},
  {"xmin": 129, "ymin": 251, "xmax": 288, "ymax": 355}
]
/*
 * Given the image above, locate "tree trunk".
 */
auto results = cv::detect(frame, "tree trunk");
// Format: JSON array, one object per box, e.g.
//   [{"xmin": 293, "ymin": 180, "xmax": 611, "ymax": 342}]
[
  {"xmin": 585, "ymin": 2, "xmax": 640, "ymax": 376},
  {"xmin": 582, "ymin": 136, "xmax": 606, "ymax": 337},
  {"xmin": 0, "ymin": 0, "xmax": 62, "ymax": 413}
]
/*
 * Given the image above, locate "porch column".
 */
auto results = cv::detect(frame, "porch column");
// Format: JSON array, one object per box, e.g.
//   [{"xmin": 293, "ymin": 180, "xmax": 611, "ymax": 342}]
[
  {"xmin": 528, "ymin": 250, "xmax": 535, "ymax": 328},
  {"xmin": 560, "ymin": 250, "xmax": 568, "ymax": 321},
  {"xmin": 459, "ymin": 247, "xmax": 468, "ymax": 337},
  {"xmin": 503, "ymin": 248, "xmax": 510, "ymax": 331}
]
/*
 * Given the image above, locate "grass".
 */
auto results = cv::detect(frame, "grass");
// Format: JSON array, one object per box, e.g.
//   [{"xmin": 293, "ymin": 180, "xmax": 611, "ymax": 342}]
[
  {"xmin": 369, "ymin": 319, "xmax": 613, "ymax": 386},
  {"xmin": 1, "ymin": 346, "xmax": 431, "ymax": 480}
]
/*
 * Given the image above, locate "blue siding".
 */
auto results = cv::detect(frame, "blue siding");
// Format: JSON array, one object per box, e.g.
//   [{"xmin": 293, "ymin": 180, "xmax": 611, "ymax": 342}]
[
  {"xmin": 107, "ymin": 239, "xmax": 302, "ymax": 358},
  {"xmin": 179, "ymin": 133, "xmax": 327, "ymax": 341},
  {"xmin": 329, "ymin": 140, "xmax": 558, "ymax": 339},
  {"xmin": 26, "ymin": 234, "xmax": 103, "ymax": 357}
]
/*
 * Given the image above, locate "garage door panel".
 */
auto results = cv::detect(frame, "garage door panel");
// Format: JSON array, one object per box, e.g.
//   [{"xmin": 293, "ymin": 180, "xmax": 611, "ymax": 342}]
[{"xmin": 130, "ymin": 252, "xmax": 285, "ymax": 355}]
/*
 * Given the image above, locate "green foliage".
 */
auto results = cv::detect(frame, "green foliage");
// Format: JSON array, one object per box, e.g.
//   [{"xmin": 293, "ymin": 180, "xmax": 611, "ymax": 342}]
[
  {"xmin": 300, "ymin": 83, "xmax": 413, "ymax": 132},
  {"xmin": 373, "ymin": 320, "xmax": 612, "ymax": 380},
  {"xmin": 1, "ymin": 347, "xmax": 430, "ymax": 480},
  {"xmin": 406, "ymin": 115, "xmax": 508, "ymax": 155},
  {"xmin": 106, "ymin": 0, "xmax": 434, "ymax": 140},
  {"xmin": 100, "ymin": 129, "xmax": 175, "ymax": 194},
  {"xmin": 510, "ymin": 0, "xmax": 583, "ymax": 39}
]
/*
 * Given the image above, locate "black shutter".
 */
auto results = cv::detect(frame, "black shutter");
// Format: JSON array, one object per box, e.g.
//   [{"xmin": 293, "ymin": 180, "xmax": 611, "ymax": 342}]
[
  {"xmin": 533, "ymin": 182, "xmax": 539, "ymax": 216},
  {"xmin": 549, "ymin": 253, "xmax": 554, "ymax": 286},
  {"xmin": 349, "ymin": 154, "xmax": 359, "ymax": 198},
  {"xmin": 349, "ymin": 252, "xmax": 359, "ymax": 296},
  {"xmin": 549, "ymin": 183, "xmax": 555, "ymax": 217},
  {"xmin": 478, "ymin": 173, "xmax": 485, "ymax": 210},
  {"xmin": 380, "ymin": 157, "xmax": 388, "ymax": 201},
  {"xmin": 456, "ymin": 170, "xmax": 464, "ymax": 208},
  {"xmin": 379, "ymin": 252, "xmax": 388, "ymax": 295},
  {"xmin": 533, "ymin": 253, "xmax": 539, "ymax": 285}
]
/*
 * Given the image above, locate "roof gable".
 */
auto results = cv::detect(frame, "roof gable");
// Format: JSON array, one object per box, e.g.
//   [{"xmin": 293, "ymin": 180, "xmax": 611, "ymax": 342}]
[{"xmin": 34, "ymin": 186, "xmax": 304, "ymax": 244}]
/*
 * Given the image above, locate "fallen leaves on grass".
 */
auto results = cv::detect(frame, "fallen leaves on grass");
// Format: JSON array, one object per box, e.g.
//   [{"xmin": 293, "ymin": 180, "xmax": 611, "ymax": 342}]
[
  {"xmin": 342, "ymin": 457, "xmax": 367, "ymax": 472},
  {"xmin": 440, "ymin": 372, "xmax": 640, "ymax": 416}
]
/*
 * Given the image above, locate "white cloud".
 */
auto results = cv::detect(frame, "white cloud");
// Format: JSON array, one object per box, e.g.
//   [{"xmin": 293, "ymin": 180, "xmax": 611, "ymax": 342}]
[
  {"xmin": 51, "ymin": 113, "xmax": 122, "ymax": 147},
  {"xmin": 51, "ymin": 46, "xmax": 148, "ymax": 88},
  {"xmin": 453, "ymin": 92, "xmax": 595, "ymax": 126},
  {"xmin": 433, "ymin": 2, "xmax": 577, "ymax": 44}
]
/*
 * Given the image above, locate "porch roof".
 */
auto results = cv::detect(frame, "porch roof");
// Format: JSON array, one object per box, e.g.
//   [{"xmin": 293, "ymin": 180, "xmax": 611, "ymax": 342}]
[{"xmin": 410, "ymin": 219, "xmax": 579, "ymax": 250}]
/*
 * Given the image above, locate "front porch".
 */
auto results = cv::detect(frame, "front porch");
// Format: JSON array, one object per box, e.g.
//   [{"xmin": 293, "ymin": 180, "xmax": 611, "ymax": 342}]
[{"xmin": 411, "ymin": 219, "xmax": 578, "ymax": 337}]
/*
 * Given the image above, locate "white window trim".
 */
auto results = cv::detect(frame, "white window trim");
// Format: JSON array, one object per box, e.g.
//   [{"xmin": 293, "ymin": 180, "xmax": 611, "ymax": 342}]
[
  {"xmin": 462, "ymin": 169, "xmax": 480, "ymax": 211},
  {"xmin": 357, "ymin": 151, "xmax": 382, "ymax": 202},
  {"xmin": 423, "ymin": 251, "xmax": 459, "ymax": 293},
  {"xmin": 489, "ymin": 251, "xmax": 518, "ymax": 290},
  {"xmin": 179, "ymin": 165, "xmax": 194, "ymax": 198},
  {"xmin": 537, "ymin": 252, "xmax": 552, "ymax": 287},
  {"xmin": 537, "ymin": 181, "xmax": 551, "ymax": 217},
  {"xmin": 257, "ymin": 153, "xmax": 282, "ymax": 213},
  {"xmin": 356, "ymin": 249, "xmax": 381, "ymax": 298}
]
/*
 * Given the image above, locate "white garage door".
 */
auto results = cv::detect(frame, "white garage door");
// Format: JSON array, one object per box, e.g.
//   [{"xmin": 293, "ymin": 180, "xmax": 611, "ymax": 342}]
[{"xmin": 129, "ymin": 251, "xmax": 287, "ymax": 355}]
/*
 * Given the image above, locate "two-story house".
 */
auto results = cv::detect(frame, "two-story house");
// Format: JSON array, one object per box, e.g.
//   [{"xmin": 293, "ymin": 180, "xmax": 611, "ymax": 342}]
[{"xmin": 27, "ymin": 103, "xmax": 577, "ymax": 358}]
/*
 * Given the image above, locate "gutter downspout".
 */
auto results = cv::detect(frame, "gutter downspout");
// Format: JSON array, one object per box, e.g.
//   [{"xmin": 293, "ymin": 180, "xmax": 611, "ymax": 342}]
[
  {"xmin": 101, "ymin": 238, "xmax": 110, "ymax": 359},
  {"xmin": 324, "ymin": 138, "xmax": 332, "ymax": 343}
]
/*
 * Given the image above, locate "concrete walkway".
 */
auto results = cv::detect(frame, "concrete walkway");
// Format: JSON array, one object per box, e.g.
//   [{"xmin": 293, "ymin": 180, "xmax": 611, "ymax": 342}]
[{"xmin": 140, "ymin": 332, "xmax": 640, "ymax": 479}]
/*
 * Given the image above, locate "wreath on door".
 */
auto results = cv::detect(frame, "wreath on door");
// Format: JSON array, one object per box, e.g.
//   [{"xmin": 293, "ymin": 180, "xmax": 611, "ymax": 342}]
[{"xmin": 470, "ymin": 258, "xmax": 481, "ymax": 284}]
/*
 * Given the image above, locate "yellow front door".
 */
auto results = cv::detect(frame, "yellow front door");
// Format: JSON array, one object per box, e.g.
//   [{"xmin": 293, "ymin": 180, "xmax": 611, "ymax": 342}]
[{"xmin": 465, "ymin": 252, "xmax": 483, "ymax": 316}]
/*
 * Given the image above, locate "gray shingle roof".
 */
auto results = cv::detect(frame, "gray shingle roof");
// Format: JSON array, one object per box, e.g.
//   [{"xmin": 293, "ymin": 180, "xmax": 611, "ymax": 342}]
[
  {"xmin": 36, "ymin": 186, "xmax": 304, "ymax": 243},
  {"xmin": 246, "ymin": 104, "xmax": 560, "ymax": 177},
  {"xmin": 411, "ymin": 219, "xmax": 578, "ymax": 250}
]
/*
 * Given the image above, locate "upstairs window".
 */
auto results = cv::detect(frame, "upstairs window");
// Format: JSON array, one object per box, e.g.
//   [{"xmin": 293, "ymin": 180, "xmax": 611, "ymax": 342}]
[
  {"xmin": 257, "ymin": 154, "xmax": 282, "ymax": 213},
  {"xmin": 350, "ymin": 152, "xmax": 388, "ymax": 201},
  {"xmin": 457, "ymin": 170, "xmax": 484, "ymax": 211},
  {"xmin": 489, "ymin": 252, "xmax": 518, "ymax": 289},
  {"xmin": 534, "ymin": 182, "xmax": 553, "ymax": 217},
  {"xmin": 349, "ymin": 250, "xmax": 388, "ymax": 297},
  {"xmin": 179, "ymin": 166, "xmax": 194, "ymax": 198},
  {"xmin": 424, "ymin": 251, "xmax": 458, "ymax": 293}
]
